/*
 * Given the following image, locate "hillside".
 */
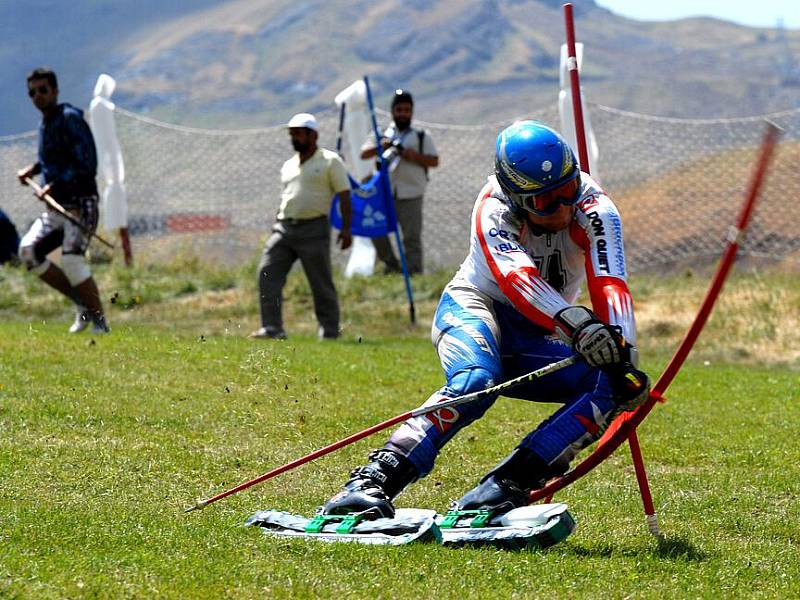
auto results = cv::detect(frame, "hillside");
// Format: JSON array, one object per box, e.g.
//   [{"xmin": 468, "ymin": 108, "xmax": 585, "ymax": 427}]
[{"xmin": 2, "ymin": 0, "xmax": 799, "ymax": 134}]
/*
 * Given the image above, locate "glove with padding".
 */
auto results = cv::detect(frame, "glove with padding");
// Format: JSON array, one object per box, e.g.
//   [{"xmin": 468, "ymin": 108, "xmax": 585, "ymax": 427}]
[
  {"xmin": 554, "ymin": 305, "xmax": 627, "ymax": 368},
  {"xmin": 609, "ymin": 365, "xmax": 651, "ymax": 412}
]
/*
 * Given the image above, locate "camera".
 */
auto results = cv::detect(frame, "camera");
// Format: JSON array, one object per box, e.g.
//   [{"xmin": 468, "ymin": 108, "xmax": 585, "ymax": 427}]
[{"xmin": 381, "ymin": 138, "xmax": 404, "ymax": 161}]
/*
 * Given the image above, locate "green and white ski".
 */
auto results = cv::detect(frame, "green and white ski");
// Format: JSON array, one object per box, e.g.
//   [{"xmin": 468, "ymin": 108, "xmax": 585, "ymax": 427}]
[
  {"xmin": 436, "ymin": 503, "xmax": 575, "ymax": 549},
  {"xmin": 245, "ymin": 508, "xmax": 441, "ymax": 546},
  {"xmin": 246, "ymin": 503, "xmax": 575, "ymax": 549}
]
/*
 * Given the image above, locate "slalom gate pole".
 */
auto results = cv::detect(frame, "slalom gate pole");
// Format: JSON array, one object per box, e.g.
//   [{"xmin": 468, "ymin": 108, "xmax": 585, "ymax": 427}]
[
  {"xmin": 562, "ymin": 2, "xmax": 658, "ymax": 534},
  {"xmin": 530, "ymin": 122, "xmax": 782, "ymax": 523},
  {"xmin": 24, "ymin": 177, "xmax": 115, "ymax": 249},
  {"xmin": 363, "ymin": 76, "xmax": 416, "ymax": 324},
  {"xmin": 563, "ymin": 3, "xmax": 591, "ymax": 174},
  {"xmin": 185, "ymin": 355, "xmax": 578, "ymax": 512}
]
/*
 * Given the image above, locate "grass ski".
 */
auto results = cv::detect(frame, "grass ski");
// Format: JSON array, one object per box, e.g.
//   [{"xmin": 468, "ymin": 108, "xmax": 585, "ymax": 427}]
[
  {"xmin": 436, "ymin": 503, "xmax": 576, "ymax": 550},
  {"xmin": 245, "ymin": 508, "xmax": 441, "ymax": 546},
  {"xmin": 246, "ymin": 503, "xmax": 574, "ymax": 550}
]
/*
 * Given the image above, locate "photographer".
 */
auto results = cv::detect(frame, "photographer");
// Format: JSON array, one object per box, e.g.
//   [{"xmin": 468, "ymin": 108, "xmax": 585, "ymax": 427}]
[{"xmin": 361, "ymin": 89, "xmax": 438, "ymax": 274}]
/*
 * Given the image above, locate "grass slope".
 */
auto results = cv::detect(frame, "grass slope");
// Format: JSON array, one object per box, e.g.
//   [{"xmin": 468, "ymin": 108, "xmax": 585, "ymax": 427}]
[{"xmin": 1, "ymin": 260, "xmax": 799, "ymax": 598}]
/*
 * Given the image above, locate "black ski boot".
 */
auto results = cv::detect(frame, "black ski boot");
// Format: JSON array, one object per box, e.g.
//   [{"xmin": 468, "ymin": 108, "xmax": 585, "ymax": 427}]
[
  {"xmin": 454, "ymin": 447, "xmax": 551, "ymax": 514},
  {"xmin": 322, "ymin": 449, "xmax": 418, "ymax": 519}
]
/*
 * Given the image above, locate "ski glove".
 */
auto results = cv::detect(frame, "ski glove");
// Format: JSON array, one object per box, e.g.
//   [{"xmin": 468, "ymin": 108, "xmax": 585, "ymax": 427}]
[{"xmin": 554, "ymin": 305, "xmax": 627, "ymax": 367}]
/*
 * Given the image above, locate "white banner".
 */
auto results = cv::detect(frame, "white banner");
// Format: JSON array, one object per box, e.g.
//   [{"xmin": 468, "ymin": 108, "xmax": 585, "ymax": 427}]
[{"xmin": 89, "ymin": 73, "xmax": 128, "ymax": 230}]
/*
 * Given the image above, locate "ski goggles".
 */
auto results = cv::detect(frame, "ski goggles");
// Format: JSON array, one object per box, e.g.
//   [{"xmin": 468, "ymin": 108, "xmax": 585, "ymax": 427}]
[{"xmin": 510, "ymin": 176, "xmax": 582, "ymax": 216}]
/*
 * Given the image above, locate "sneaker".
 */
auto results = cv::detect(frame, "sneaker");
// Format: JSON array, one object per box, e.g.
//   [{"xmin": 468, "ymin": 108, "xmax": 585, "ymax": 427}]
[
  {"xmin": 91, "ymin": 314, "xmax": 111, "ymax": 334},
  {"xmin": 318, "ymin": 326, "xmax": 339, "ymax": 340},
  {"xmin": 249, "ymin": 326, "xmax": 287, "ymax": 340},
  {"xmin": 69, "ymin": 306, "xmax": 91, "ymax": 334}
]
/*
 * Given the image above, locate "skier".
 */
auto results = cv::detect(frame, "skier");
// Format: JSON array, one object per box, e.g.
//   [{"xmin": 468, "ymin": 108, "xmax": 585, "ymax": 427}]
[{"xmin": 323, "ymin": 120, "xmax": 649, "ymax": 519}]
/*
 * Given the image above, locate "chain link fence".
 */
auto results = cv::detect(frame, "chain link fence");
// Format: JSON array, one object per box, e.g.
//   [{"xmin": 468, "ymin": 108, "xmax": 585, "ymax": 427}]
[{"xmin": 1, "ymin": 104, "xmax": 798, "ymax": 272}]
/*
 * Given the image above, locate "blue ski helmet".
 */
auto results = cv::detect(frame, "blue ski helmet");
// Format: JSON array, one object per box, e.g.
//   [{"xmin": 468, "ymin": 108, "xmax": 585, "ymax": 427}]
[{"xmin": 494, "ymin": 121, "xmax": 581, "ymax": 216}]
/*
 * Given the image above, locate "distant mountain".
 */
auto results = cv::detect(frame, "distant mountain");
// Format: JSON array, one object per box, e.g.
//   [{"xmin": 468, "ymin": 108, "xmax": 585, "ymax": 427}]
[
  {"xmin": 3, "ymin": 0, "xmax": 799, "ymax": 134},
  {"xmin": 0, "ymin": 0, "xmax": 222, "ymax": 134}
]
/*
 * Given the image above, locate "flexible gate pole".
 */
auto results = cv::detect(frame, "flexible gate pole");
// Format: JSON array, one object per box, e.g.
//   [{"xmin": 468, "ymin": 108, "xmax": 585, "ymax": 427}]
[
  {"xmin": 531, "ymin": 122, "xmax": 782, "ymax": 520},
  {"xmin": 562, "ymin": 2, "xmax": 659, "ymax": 535}
]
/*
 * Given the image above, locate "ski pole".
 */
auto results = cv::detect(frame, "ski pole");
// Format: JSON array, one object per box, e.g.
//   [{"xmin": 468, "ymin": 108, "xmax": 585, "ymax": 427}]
[
  {"xmin": 185, "ymin": 355, "xmax": 579, "ymax": 512},
  {"xmin": 24, "ymin": 177, "xmax": 115, "ymax": 249}
]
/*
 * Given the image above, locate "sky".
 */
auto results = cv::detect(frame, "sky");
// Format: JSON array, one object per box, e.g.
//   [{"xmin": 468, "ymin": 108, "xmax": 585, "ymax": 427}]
[{"xmin": 595, "ymin": 0, "xmax": 799, "ymax": 29}]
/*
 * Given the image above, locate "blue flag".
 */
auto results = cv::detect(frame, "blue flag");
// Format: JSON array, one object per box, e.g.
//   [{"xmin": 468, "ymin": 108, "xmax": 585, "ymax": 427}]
[{"xmin": 330, "ymin": 163, "xmax": 397, "ymax": 238}]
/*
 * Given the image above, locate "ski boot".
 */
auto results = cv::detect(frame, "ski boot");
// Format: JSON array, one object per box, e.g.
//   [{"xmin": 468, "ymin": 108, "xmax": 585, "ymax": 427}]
[
  {"xmin": 439, "ymin": 448, "xmax": 576, "ymax": 548},
  {"xmin": 322, "ymin": 448, "xmax": 418, "ymax": 519},
  {"xmin": 454, "ymin": 447, "xmax": 551, "ymax": 513}
]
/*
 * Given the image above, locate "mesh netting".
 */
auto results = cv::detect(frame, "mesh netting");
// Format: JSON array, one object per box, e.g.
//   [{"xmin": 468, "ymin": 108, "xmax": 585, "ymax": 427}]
[{"xmin": 2, "ymin": 104, "xmax": 798, "ymax": 272}]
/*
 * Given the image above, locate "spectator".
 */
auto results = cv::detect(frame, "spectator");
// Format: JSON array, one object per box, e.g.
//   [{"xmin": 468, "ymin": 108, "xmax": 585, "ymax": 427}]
[
  {"xmin": 0, "ymin": 207, "xmax": 20, "ymax": 265},
  {"xmin": 17, "ymin": 67, "xmax": 109, "ymax": 334},
  {"xmin": 250, "ymin": 113, "xmax": 352, "ymax": 340},
  {"xmin": 361, "ymin": 89, "xmax": 438, "ymax": 274}
]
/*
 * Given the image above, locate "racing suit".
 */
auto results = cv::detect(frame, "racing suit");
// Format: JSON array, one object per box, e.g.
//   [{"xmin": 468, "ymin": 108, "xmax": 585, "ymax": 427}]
[{"xmin": 384, "ymin": 173, "xmax": 638, "ymax": 480}]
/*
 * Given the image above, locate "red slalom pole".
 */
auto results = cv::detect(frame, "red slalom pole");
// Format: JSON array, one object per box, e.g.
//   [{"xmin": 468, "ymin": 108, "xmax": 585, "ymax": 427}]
[
  {"xmin": 531, "ymin": 121, "xmax": 782, "ymax": 509},
  {"xmin": 600, "ymin": 121, "xmax": 782, "ymax": 433},
  {"xmin": 186, "ymin": 356, "xmax": 577, "ymax": 512},
  {"xmin": 563, "ymin": 3, "xmax": 591, "ymax": 173},
  {"xmin": 562, "ymin": 2, "xmax": 658, "ymax": 534}
]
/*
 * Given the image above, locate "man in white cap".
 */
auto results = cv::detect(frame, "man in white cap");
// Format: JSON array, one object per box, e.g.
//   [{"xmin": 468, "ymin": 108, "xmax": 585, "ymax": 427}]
[{"xmin": 251, "ymin": 113, "xmax": 352, "ymax": 340}]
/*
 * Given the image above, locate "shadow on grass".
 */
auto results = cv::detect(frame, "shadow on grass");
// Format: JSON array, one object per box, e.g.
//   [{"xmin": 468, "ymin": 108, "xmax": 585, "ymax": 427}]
[
  {"xmin": 655, "ymin": 534, "xmax": 707, "ymax": 561},
  {"xmin": 562, "ymin": 534, "xmax": 707, "ymax": 562}
]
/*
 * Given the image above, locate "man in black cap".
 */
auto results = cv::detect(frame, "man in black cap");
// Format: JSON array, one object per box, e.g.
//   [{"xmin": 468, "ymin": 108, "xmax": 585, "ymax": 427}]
[{"xmin": 361, "ymin": 90, "xmax": 438, "ymax": 274}]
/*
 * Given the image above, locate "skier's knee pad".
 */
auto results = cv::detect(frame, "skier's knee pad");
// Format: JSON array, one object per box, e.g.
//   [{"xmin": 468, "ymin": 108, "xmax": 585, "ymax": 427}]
[
  {"xmin": 447, "ymin": 366, "xmax": 499, "ymax": 396},
  {"xmin": 61, "ymin": 254, "xmax": 91, "ymax": 286}
]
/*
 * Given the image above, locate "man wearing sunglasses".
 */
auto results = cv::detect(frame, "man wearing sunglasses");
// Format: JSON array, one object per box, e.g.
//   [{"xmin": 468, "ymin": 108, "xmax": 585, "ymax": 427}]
[
  {"xmin": 322, "ymin": 120, "xmax": 648, "ymax": 521},
  {"xmin": 17, "ymin": 67, "xmax": 109, "ymax": 334}
]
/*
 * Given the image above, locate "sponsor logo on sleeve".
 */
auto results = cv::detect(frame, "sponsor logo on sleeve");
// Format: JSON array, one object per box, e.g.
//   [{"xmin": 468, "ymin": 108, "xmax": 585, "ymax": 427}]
[
  {"xmin": 489, "ymin": 227, "xmax": 525, "ymax": 253},
  {"xmin": 585, "ymin": 210, "xmax": 610, "ymax": 273}
]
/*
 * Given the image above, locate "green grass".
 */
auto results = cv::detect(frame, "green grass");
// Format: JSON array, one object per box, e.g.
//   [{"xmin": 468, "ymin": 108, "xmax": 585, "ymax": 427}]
[{"xmin": 1, "ymin": 260, "xmax": 799, "ymax": 598}]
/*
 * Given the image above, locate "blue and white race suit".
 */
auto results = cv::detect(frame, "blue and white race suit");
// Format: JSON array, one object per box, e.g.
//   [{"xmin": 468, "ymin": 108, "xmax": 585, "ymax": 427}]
[{"xmin": 384, "ymin": 174, "xmax": 639, "ymax": 480}]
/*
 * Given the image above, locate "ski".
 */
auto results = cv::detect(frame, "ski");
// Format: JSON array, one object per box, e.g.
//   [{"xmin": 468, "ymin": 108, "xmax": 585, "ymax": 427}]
[
  {"xmin": 245, "ymin": 508, "xmax": 441, "ymax": 546},
  {"xmin": 246, "ymin": 503, "xmax": 575, "ymax": 549},
  {"xmin": 435, "ymin": 503, "xmax": 576, "ymax": 550}
]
